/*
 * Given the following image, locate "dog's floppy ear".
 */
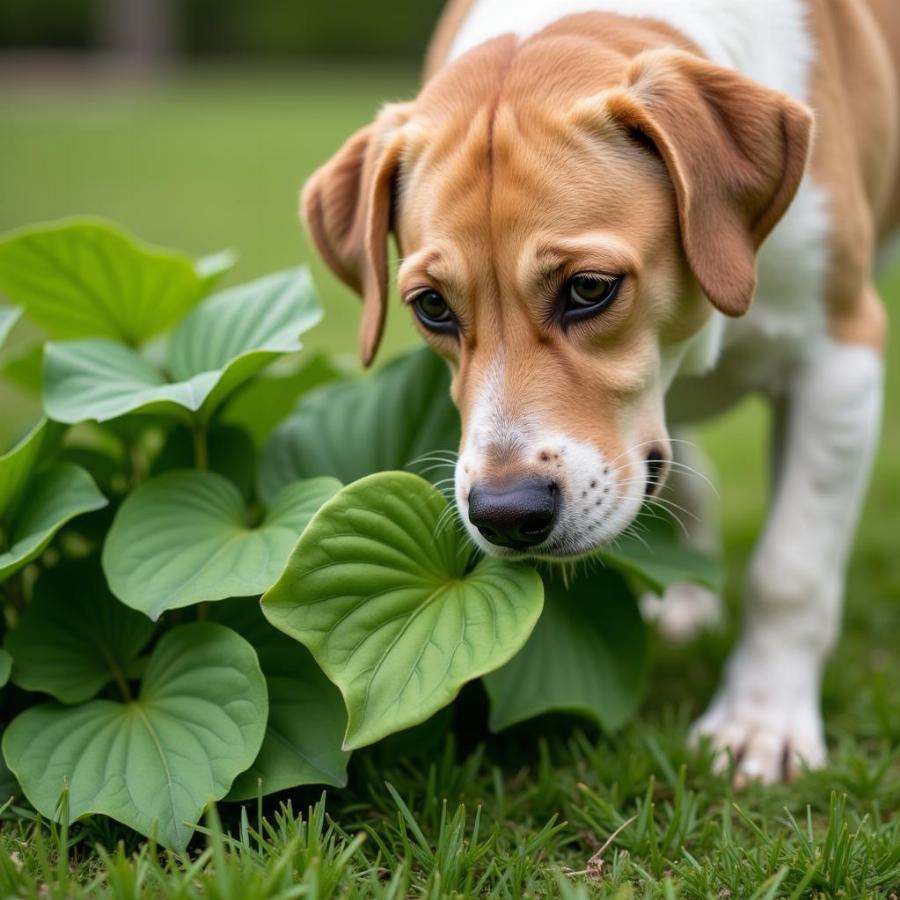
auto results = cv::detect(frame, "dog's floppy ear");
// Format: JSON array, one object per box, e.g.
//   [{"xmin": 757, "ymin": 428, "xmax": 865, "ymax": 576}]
[
  {"xmin": 586, "ymin": 50, "xmax": 813, "ymax": 316},
  {"xmin": 302, "ymin": 102, "xmax": 412, "ymax": 366}
]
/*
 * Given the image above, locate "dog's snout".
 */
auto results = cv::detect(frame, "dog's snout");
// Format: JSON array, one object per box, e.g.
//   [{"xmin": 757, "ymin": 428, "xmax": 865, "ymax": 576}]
[{"xmin": 468, "ymin": 477, "xmax": 559, "ymax": 550}]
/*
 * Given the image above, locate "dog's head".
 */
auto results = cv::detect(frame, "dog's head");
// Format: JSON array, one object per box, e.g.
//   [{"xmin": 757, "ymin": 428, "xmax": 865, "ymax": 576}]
[{"xmin": 302, "ymin": 25, "xmax": 812, "ymax": 558}]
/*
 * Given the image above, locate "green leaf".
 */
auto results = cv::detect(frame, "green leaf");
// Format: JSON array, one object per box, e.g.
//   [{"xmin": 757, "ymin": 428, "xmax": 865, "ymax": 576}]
[
  {"xmin": 222, "ymin": 352, "xmax": 345, "ymax": 448},
  {"xmin": 103, "ymin": 471, "xmax": 340, "ymax": 619},
  {"xmin": 263, "ymin": 472, "xmax": 543, "ymax": 750},
  {"xmin": 2, "ymin": 622, "xmax": 267, "ymax": 851},
  {"xmin": 0, "ymin": 218, "xmax": 233, "ymax": 344},
  {"xmin": 258, "ymin": 347, "xmax": 458, "ymax": 505},
  {"xmin": 212, "ymin": 600, "xmax": 349, "ymax": 800},
  {"xmin": 0, "ymin": 754, "xmax": 19, "ymax": 803},
  {"xmin": 0, "ymin": 648, "xmax": 11, "ymax": 688},
  {"xmin": 5, "ymin": 559, "xmax": 155, "ymax": 704},
  {"xmin": 0, "ymin": 419, "xmax": 52, "ymax": 522},
  {"xmin": 43, "ymin": 268, "xmax": 321, "ymax": 425},
  {"xmin": 598, "ymin": 512, "xmax": 723, "ymax": 594},
  {"xmin": 0, "ymin": 306, "xmax": 20, "ymax": 351},
  {"xmin": 483, "ymin": 568, "xmax": 647, "ymax": 732},
  {"xmin": 0, "ymin": 463, "xmax": 107, "ymax": 581}
]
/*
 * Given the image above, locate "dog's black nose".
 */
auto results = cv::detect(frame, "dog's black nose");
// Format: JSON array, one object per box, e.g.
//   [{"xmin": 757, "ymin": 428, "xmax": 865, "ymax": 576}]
[{"xmin": 468, "ymin": 478, "xmax": 559, "ymax": 550}]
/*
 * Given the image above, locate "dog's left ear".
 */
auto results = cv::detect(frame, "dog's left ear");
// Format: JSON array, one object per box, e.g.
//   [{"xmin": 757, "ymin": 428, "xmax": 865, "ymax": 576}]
[
  {"xmin": 302, "ymin": 102, "xmax": 413, "ymax": 366},
  {"xmin": 584, "ymin": 49, "xmax": 813, "ymax": 316}
]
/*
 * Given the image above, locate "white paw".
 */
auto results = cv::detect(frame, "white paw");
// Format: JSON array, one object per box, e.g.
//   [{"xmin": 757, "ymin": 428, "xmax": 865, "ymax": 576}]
[
  {"xmin": 640, "ymin": 582, "xmax": 723, "ymax": 643},
  {"xmin": 690, "ymin": 684, "xmax": 826, "ymax": 785}
]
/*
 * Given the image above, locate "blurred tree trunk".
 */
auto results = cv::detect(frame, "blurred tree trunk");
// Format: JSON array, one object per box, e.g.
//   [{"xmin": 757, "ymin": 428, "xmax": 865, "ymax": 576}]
[{"xmin": 98, "ymin": 0, "xmax": 177, "ymax": 65}]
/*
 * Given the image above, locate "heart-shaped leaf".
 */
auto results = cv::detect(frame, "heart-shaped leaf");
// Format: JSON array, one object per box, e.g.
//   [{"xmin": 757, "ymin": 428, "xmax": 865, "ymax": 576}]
[
  {"xmin": 483, "ymin": 568, "xmax": 647, "ymax": 732},
  {"xmin": 212, "ymin": 599, "xmax": 349, "ymax": 800},
  {"xmin": 43, "ymin": 267, "xmax": 321, "ymax": 426},
  {"xmin": 263, "ymin": 472, "xmax": 544, "ymax": 750},
  {"xmin": 0, "ymin": 218, "xmax": 233, "ymax": 344},
  {"xmin": 5, "ymin": 559, "xmax": 155, "ymax": 703},
  {"xmin": 0, "ymin": 306, "xmax": 20, "ymax": 351},
  {"xmin": 598, "ymin": 512, "xmax": 723, "ymax": 594},
  {"xmin": 0, "ymin": 463, "xmax": 107, "ymax": 581},
  {"xmin": 103, "ymin": 470, "xmax": 341, "ymax": 619},
  {"xmin": 258, "ymin": 347, "xmax": 458, "ymax": 504},
  {"xmin": 2, "ymin": 622, "xmax": 267, "ymax": 850}
]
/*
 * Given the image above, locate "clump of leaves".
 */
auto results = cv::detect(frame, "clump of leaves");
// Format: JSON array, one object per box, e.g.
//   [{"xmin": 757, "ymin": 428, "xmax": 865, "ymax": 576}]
[{"xmin": 0, "ymin": 218, "xmax": 720, "ymax": 850}]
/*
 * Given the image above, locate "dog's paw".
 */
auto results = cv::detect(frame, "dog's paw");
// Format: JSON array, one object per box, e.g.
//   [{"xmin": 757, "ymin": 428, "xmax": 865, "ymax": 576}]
[
  {"xmin": 690, "ymin": 689, "xmax": 826, "ymax": 785},
  {"xmin": 639, "ymin": 582, "xmax": 723, "ymax": 643}
]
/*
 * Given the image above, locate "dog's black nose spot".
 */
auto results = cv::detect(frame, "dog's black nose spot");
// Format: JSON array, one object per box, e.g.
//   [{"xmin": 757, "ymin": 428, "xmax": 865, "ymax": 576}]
[
  {"xmin": 469, "ymin": 477, "xmax": 559, "ymax": 550},
  {"xmin": 645, "ymin": 449, "xmax": 666, "ymax": 497}
]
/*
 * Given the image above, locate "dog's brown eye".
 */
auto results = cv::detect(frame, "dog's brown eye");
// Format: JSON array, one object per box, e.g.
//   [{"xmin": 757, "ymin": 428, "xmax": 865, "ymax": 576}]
[
  {"xmin": 566, "ymin": 274, "xmax": 621, "ymax": 316},
  {"xmin": 412, "ymin": 289, "xmax": 457, "ymax": 334}
]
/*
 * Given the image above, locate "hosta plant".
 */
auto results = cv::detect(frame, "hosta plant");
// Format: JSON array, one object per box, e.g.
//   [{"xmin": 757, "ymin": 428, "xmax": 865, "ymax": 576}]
[{"xmin": 0, "ymin": 218, "xmax": 720, "ymax": 850}]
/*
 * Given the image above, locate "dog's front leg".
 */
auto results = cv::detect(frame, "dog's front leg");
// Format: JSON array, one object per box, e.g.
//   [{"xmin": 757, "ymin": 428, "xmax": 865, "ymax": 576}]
[{"xmin": 692, "ymin": 336, "xmax": 884, "ymax": 783}]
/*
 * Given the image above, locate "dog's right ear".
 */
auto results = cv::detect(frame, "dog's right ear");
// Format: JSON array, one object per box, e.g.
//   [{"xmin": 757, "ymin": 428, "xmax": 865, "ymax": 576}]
[{"xmin": 302, "ymin": 102, "xmax": 413, "ymax": 367}]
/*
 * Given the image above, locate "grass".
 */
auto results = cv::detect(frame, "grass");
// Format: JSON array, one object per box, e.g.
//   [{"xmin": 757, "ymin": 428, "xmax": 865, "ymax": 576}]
[{"xmin": 1, "ymin": 64, "xmax": 898, "ymax": 897}]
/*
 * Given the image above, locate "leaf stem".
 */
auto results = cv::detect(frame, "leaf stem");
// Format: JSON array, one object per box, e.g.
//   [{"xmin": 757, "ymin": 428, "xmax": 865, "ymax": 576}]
[
  {"xmin": 102, "ymin": 647, "xmax": 133, "ymax": 702},
  {"xmin": 192, "ymin": 423, "xmax": 209, "ymax": 471}
]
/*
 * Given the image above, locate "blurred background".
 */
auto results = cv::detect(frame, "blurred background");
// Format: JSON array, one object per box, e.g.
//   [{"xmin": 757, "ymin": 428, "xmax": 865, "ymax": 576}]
[
  {"xmin": 0, "ymin": 0, "xmax": 898, "ymax": 590},
  {"xmin": 0, "ymin": 0, "xmax": 447, "ymax": 431}
]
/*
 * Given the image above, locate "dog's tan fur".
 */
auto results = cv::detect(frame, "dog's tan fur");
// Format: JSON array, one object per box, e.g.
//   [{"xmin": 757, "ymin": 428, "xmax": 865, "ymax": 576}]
[
  {"xmin": 301, "ymin": 0, "xmax": 899, "ymax": 782},
  {"xmin": 302, "ymin": 13, "xmax": 833, "ymax": 483}
]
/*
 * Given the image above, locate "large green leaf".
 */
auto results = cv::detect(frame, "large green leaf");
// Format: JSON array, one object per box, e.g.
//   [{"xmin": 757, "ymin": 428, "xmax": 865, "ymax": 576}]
[
  {"xmin": 484, "ymin": 568, "xmax": 647, "ymax": 732},
  {"xmin": 43, "ymin": 267, "xmax": 321, "ymax": 426},
  {"xmin": 0, "ymin": 463, "xmax": 107, "ymax": 581},
  {"xmin": 258, "ymin": 347, "xmax": 458, "ymax": 505},
  {"xmin": 0, "ymin": 306, "xmax": 20, "ymax": 351},
  {"xmin": 5, "ymin": 559, "xmax": 155, "ymax": 704},
  {"xmin": 0, "ymin": 218, "xmax": 232, "ymax": 344},
  {"xmin": 103, "ymin": 470, "xmax": 340, "ymax": 619},
  {"xmin": 598, "ymin": 512, "xmax": 723, "ymax": 595},
  {"xmin": 2, "ymin": 622, "xmax": 267, "ymax": 851},
  {"xmin": 212, "ymin": 600, "xmax": 349, "ymax": 800},
  {"xmin": 263, "ymin": 472, "xmax": 544, "ymax": 750},
  {"xmin": 0, "ymin": 648, "xmax": 11, "ymax": 688}
]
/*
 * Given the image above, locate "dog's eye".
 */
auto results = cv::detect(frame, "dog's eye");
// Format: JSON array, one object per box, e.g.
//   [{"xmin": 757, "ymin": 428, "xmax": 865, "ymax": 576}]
[
  {"xmin": 564, "ymin": 274, "xmax": 622, "ymax": 320},
  {"xmin": 412, "ymin": 289, "xmax": 457, "ymax": 333}
]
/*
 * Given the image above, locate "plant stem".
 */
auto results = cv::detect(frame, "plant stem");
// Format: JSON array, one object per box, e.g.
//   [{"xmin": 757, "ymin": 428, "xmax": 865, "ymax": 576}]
[
  {"xmin": 193, "ymin": 422, "xmax": 209, "ymax": 471},
  {"xmin": 103, "ymin": 651, "xmax": 133, "ymax": 702}
]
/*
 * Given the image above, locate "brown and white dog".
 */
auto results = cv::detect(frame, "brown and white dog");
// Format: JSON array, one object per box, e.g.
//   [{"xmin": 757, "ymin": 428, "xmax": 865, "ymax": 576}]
[{"xmin": 302, "ymin": 0, "xmax": 899, "ymax": 783}]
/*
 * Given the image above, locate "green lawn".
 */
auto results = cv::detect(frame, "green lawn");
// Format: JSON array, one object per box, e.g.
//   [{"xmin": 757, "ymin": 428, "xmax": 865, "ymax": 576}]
[{"xmin": 0, "ymin": 65, "xmax": 898, "ymax": 897}]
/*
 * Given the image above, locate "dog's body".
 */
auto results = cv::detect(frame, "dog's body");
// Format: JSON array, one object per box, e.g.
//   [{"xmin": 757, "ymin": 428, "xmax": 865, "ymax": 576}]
[{"xmin": 303, "ymin": 0, "xmax": 898, "ymax": 783}]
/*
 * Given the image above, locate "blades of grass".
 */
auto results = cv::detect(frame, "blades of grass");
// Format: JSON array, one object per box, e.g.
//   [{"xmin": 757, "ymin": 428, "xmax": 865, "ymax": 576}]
[{"xmin": 384, "ymin": 782, "xmax": 431, "ymax": 853}]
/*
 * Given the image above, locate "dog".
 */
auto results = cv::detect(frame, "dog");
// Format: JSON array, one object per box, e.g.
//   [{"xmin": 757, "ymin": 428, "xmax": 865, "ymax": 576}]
[{"xmin": 301, "ymin": 0, "xmax": 899, "ymax": 784}]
